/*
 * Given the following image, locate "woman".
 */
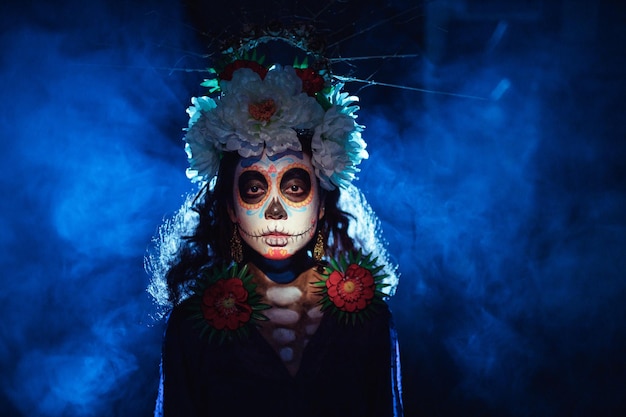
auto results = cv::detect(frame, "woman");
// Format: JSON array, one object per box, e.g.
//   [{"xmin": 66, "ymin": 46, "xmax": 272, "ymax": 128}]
[{"xmin": 149, "ymin": 33, "xmax": 403, "ymax": 416}]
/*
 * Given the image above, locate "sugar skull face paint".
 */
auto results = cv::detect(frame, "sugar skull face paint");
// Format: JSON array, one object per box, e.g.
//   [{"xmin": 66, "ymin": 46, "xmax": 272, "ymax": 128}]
[{"xmin": 230, "ymin": 150, "xmax": 322, "ymax": 260}]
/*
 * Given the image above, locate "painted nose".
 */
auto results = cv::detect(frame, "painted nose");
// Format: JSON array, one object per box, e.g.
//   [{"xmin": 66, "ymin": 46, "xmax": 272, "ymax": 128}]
[{"xmin": 265, "ymin": 197, "xmax": 288, "ymax": 220}]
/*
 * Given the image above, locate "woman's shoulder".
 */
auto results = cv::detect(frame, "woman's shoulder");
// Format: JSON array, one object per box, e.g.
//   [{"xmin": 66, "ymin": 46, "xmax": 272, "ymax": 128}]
[
  {"xmin": 163, "ymin": 298, "xmax": 196, "ymax": 339},
  {"xmin": 166, "ymin": 297, "xmax": 194, "ymax": 321}
]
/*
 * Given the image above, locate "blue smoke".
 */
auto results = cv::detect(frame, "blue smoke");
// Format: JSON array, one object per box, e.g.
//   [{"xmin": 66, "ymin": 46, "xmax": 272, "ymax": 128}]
[
  {"xmin": 357, "ymin": 3, "xmax": 626, "ymax": 415},
  {"xmin": 1, "ymin": 1, "xmax": 193, "ymax": 416},
  {"xmin": 2, "ymin": 1, "xmax": 625, "ymax": 416}
]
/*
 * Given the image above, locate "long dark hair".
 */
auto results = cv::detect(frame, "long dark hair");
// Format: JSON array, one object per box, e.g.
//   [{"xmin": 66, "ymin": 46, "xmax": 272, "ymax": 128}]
[{"xmin": 165, "ymin": 148, "xmax": 355, "ymax": 305}]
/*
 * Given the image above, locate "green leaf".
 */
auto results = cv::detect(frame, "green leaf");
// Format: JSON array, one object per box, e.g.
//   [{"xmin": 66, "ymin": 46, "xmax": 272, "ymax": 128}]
[
  {"xmin": 339, "ymin": 256, "xmax": 348, "ymax": 271},
  {"xmin": 329, "ymin": 257, "xmax": 341, "ymax": 272},
  {"xmin": 371, "ymin": 265, "xmax": 385, "ymax": 275},
  {"xmin": 200, "ymin": 78, "xmax": 220, "ymax": 92}
]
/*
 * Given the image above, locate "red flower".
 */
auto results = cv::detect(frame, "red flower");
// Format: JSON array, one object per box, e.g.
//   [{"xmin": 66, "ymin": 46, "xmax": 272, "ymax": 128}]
[
  {"xmin": 248, "ymin": 99, "xmax": 276, "ymax": 122},
  {"xmin": 326, "ymin": 264, "xmax": 375, "ymax": 312},
  {"xmin": 201, "ymin": 278, "xmax": 252, "ymax": 330},
  {"xmin": 220, "ymin": 60, "xmax": 268, "ymax": 81},
  {"xmin": 295, "ymin": 68, "xmax": 325, "ymax": 96}
]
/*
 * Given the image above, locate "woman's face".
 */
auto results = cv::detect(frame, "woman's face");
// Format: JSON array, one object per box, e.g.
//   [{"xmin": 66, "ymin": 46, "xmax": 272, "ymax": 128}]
[{"xmin": 229, "ymin": 150, "xmax": 323, "ymax": 260}]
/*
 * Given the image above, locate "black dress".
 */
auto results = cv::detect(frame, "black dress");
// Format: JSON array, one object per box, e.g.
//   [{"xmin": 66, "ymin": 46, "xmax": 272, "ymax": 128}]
[{"xmin": 154, "ymin": 266, "xmax": 403, "ymax": 417}]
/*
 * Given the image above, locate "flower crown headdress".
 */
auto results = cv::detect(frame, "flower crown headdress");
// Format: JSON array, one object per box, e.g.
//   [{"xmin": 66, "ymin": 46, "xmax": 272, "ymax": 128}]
[{"xmin": 183, "ymin": 22, "xmax": 368, "ymax": 191}]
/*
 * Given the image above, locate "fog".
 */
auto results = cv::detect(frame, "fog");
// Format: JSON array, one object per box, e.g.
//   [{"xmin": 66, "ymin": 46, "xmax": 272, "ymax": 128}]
[{"xmin": 1, "ymin": 1, "xmax": 624, "ymax": 416}]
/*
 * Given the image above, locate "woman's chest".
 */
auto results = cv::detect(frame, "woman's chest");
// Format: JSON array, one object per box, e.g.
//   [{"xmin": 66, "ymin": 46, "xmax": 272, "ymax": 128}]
[{"xmin": 252, "ymin": 269, "xmax": 324, "ymax": 376}]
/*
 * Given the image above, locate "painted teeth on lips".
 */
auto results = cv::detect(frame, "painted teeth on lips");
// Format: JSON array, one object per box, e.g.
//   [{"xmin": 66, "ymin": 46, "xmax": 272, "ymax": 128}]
[{"xmin": 263, "ymin": 233, "xmax": 289, "ymax": 247}]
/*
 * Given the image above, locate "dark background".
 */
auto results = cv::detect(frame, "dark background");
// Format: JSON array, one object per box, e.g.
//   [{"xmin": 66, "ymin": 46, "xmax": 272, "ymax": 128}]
[{"xmin": 1, "ymin": 0, "xmax": 625, "ymax": 416}]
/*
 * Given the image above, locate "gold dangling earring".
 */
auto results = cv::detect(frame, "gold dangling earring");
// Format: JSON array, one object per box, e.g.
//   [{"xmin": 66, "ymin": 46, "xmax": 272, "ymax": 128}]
[
  {"xmin": 313, "ymin": 230, "xmax": 325, "ymax": 263},
  {"xmin": 230, "ymin": 224, "xmax": 243, "ymax": 263}
]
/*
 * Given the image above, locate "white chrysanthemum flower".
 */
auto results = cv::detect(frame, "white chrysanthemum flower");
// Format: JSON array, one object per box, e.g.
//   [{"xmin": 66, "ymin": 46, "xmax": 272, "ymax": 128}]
[
  {"xmin": 183, "ymin": 66, "xmax": 364, "ymax": 188},
  {"xmin": 185, "ymin": 65, "xmax": 325, "ymax": 182},
  {"xmin": 186, "ymin": 96, "xmax": 216, "ymax": 127},
  {"xmin": 311, "ymin": 95, "xmax": 368, "ymax": 189},
  {"xmin": 184, "ymin": 97, "xmax": 220, "ymax": 182}
]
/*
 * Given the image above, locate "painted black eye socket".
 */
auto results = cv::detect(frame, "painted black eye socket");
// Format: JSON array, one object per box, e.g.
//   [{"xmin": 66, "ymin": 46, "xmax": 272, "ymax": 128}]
[
  {"xmin": 238, "ymin": 171, "xmax": 268, "ymax": 204},
  {"xmin": 280, "ymin": 168, "xmax": 311, "ymax": 203}
]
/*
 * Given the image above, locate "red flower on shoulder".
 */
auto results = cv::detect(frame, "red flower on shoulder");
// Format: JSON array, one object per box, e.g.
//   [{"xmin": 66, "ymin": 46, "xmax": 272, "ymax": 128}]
[
  {"xmin": 220, "ymin": 60, "xmax": 268, "ymax": 81},
  {"xmin": 295, "ymin": 68, "xmax": 325, "ymax": 96},
  {"xmin": 201, "ymin": 278, "xmax": 252, "ymax": 330},
  {"xmin": 326, "ymin": 264, "xmax": 375, "ymax": 313},
  {"xmin": 314, "ymin": 251, "xmax": 389, "ymax": 324}
]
